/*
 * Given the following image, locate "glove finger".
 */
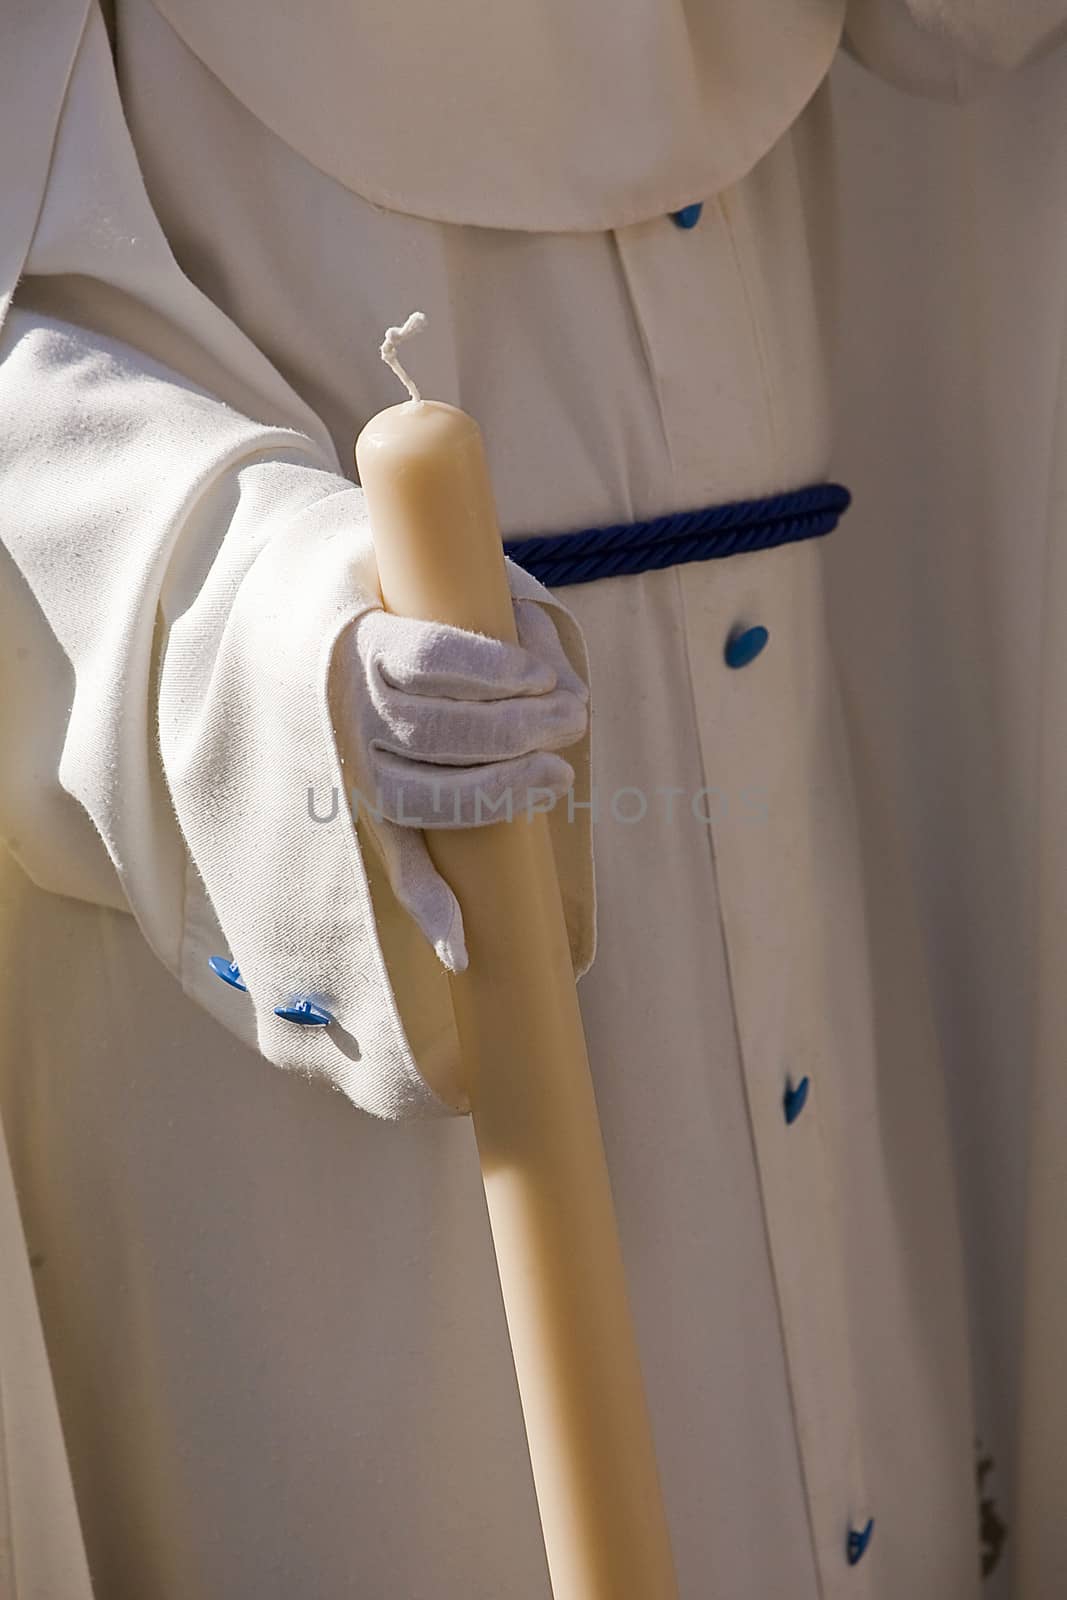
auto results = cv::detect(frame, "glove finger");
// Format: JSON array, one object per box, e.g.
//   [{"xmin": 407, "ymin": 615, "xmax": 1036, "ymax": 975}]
[
  {"xmin": 365, "ymin": 749, "xmax": 576, "ymax": 829},
  {"xmin": 365, "ymin": 814, "xmax": 469, "ymax": 972},
  {"xmin": 370, "ymin": 682, "xmax": 588, "ymax": 765},
  {"xmin": 362, "ymin": 610, "xmax": 557, "ymax": 701}
]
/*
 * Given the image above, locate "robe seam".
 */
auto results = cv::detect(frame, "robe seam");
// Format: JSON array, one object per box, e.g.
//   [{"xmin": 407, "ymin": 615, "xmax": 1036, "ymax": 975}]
[
  {"xmin": 610, "ymin": 229, "xmax": 677, "ymax": 484},
  {"xmin": 670, "ymin": 559, "xmax": 826, "ymax": 1598},
  {"xmin": 714, "ymin": 191, "xmax": 782, "ymax": 466}
]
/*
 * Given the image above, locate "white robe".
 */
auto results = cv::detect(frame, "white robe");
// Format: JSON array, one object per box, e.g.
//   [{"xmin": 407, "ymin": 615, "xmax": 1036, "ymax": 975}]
[
  {"xmin": 826, "ymin": 23, "xmax": 1067, "ymax": 1597},
  {"xmin": 0, "ymin": 1, "xmax": 1060, "ymax": 1594}
]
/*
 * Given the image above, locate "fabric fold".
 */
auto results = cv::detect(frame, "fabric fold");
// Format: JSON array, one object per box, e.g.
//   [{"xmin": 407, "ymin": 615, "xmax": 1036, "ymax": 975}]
[
  {"xmin": 145, "ymin": 0, "xmax": 846, "ymax": 231},
  {"xmin": 0, "ymin": 1, "xmax": 595, "ymax": 1119}
]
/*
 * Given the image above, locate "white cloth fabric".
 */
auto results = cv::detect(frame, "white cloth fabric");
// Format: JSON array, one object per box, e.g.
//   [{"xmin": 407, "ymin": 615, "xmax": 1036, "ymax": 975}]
[
  {"xmin": 340, "ymin": 566, "xmax": 589, "ymax": 971},
  {"xmin": 846, "ymin": 0, "xmax": 1067, "ymax": 93},
  {"xmin": 0, "ymin": 2, "xmax": 594, "ymax": 1120},
  {"xmin": 146, "ymin": 0, "xmax": 847, "ymax": 231},
  {"xmin": 0, "ymin": 0, "xmax": 1058, "ymax": 1595},
  {"xmin": 0, "ymin": 1109, "xmax": 94, "ymax": 1600},
  {"xmin": 826, "ymin": 33, "xmax": 1067, "ymax": 1597}
]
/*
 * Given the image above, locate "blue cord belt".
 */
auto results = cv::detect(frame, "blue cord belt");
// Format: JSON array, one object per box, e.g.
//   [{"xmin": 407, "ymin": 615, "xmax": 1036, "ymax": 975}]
[{"xmin": 504, "ymin": 481, "xmax": 850, "ymax": 588}]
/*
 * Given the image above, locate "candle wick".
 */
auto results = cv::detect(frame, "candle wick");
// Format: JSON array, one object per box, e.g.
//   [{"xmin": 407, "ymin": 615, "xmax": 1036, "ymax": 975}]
[{"xmin": 379, "ymin": 311, "xmax": 428, "ymax": 404}]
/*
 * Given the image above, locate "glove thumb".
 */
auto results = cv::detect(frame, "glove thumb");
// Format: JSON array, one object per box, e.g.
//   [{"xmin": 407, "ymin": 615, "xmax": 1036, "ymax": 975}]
[{"xmin": 376, "ymin": 820, "xmax": 469, "ymax": 974}]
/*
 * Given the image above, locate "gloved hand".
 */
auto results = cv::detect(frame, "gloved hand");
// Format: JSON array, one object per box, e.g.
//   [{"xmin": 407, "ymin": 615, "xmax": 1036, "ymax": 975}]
[{"xmin": 333, "ymin": 559, "xmax": 589, "ymax": 973}]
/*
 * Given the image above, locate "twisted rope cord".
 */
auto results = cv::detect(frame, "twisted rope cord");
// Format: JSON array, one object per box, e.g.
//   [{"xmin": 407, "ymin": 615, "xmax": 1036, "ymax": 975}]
[{"xmin": 504, "ymin": 482, "xmax": 851, "ymax": 588}]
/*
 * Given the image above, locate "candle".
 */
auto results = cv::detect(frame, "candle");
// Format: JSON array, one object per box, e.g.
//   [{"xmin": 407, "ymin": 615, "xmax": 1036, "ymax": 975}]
[{"xmin": 355, "ymin": 315, "xmax": 679, "ymax": 1600}]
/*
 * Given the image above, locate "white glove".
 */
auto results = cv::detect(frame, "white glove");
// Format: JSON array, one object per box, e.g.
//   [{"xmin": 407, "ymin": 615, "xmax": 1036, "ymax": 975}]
[{"xmin": 333, "ymin": 560, "xmax": 589, "ymax": 974}]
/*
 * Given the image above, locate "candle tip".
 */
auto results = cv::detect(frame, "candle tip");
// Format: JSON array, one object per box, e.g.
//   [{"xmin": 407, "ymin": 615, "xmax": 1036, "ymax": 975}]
[{"xmin": 380, "ymin": 311, "xmax": 428, "ymax": 404}]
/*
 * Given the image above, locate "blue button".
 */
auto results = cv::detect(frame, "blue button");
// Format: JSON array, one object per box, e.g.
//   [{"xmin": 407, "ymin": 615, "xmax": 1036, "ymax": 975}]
[
  {"xmin": 724, "ymin": 624, "xmax": 769, "ymax": 670},
  {"xmin": 847, "ymin": 1519, "xmax": 875, "ymax": 1566},
  {"xmin": 275, "ymin": 999, "xmax": 334, "ymax": 1027},
  {"xmin": 208, "ymin": 956, "xmax": 247, "ymax": 992},
  {"xmin": 670, "ymin": 202, "xmax": 704, "ymax": 230},
  {"xmin": 783, "ymin": 1076, "xmax": 810, "ymax": 1125}
]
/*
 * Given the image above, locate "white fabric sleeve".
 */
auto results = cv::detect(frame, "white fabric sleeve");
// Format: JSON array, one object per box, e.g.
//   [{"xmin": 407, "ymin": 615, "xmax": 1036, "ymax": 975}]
[
  {"xmin": 843, "ymin": 0, "xmax": 1067, "ymax": 98},
  {"xmin": 0, "ymin": 1, "xmax": 594, "ymax": 1121}
]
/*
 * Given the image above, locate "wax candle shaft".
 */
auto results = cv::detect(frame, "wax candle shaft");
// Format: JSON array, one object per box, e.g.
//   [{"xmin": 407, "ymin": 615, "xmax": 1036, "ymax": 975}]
[{"xmin": 355, "ymin": 399, "xmax": 679, "ymax": 1600}]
